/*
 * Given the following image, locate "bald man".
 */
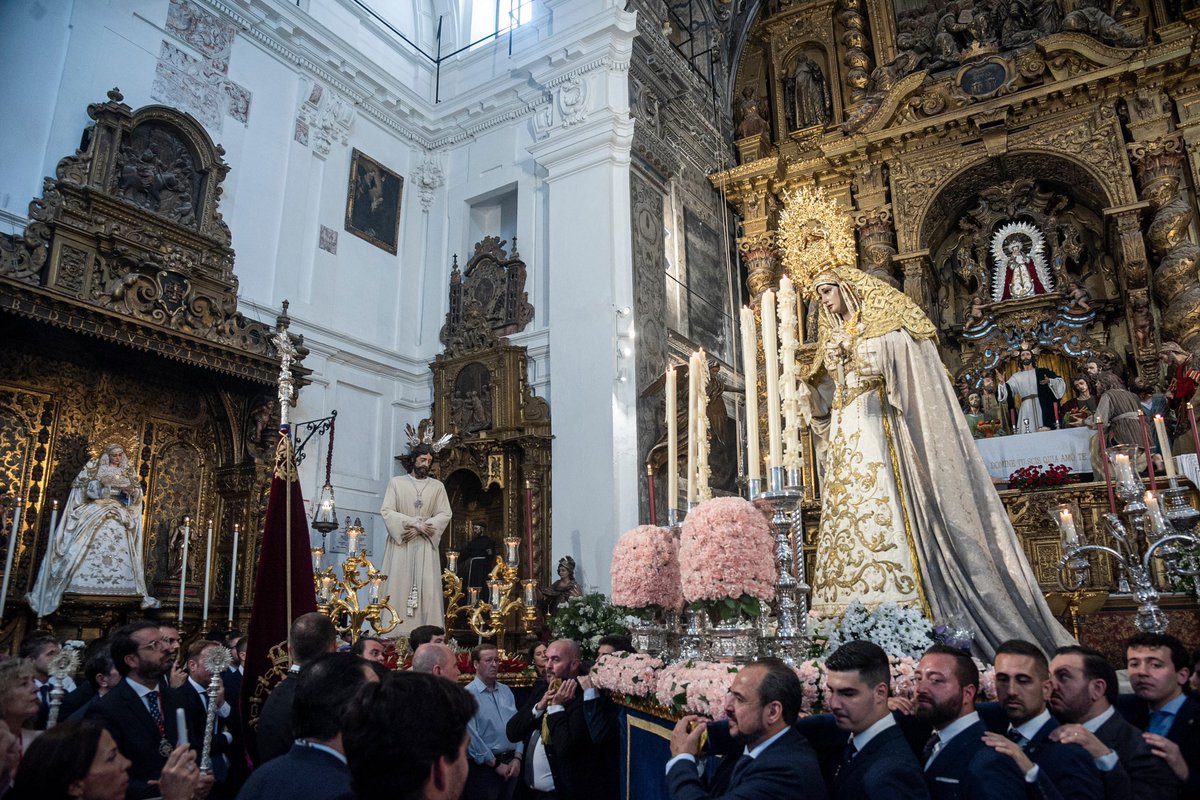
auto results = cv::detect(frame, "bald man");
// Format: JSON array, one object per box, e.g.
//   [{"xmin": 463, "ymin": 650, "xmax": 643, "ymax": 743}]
[
  {"xmin": 506, "ymin": 639, "xmax": 609, "ymax": 800},
  {"xmin": 411, "ymin": 643, "xmax": 460, "ymax": 681}
]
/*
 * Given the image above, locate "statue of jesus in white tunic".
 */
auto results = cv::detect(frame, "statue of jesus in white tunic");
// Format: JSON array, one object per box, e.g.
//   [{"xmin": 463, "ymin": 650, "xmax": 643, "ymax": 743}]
[
  {"xmin": 996, "ymin": 349, "xmax": 1066, "ymax": 433},
  {"xmin": 380, "ymin": 445, "xmax": 451, "ymax": 627}
]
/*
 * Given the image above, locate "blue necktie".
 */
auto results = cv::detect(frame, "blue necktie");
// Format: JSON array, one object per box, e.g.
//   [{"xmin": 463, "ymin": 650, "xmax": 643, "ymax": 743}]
[
  {"xmin": 1006, "ymin": 728, "xmax": 1026, "ymax": 748},
  {"xmin": 1149, "ymin": 709, "xmax": 1173, "ymax": 736}
]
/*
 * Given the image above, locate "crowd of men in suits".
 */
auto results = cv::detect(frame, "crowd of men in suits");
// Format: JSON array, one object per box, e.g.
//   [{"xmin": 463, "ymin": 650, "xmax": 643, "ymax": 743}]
[{"xmin": 2, "ymin": 617, "xmax": 1198, "ymax": 800}]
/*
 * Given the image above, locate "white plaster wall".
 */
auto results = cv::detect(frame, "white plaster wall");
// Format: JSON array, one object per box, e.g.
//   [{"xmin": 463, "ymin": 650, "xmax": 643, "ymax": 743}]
[{"xmin": 0, "ymin": 0, "xmax": 642, "ymax": 595}]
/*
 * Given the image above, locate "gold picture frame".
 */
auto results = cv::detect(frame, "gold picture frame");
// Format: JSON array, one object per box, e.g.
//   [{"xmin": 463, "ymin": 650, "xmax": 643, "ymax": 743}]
[{"xmin": 344, "ymin": 148, "xmax": 403, "ymax": 254}]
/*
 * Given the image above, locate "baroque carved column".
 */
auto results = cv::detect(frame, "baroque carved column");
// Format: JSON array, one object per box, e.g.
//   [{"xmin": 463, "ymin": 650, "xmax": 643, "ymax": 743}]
[
  {"xmin": 851, "ymin": 162, "xmax": 898, "ymax": 287},
  {"xmin": 1130, "ymin": 135, "xmax": 1200, "ymax": 353},
  {"xmin": 740, "ymin": 233, "xmax": 780, "ymax": 304},
  {"xmin": 893, "ymin": 251, "xmax": 934, "ymax": 317},
  {"xmin": 837, "ymin": 0, "xmax": 874, "ymax": 108}
]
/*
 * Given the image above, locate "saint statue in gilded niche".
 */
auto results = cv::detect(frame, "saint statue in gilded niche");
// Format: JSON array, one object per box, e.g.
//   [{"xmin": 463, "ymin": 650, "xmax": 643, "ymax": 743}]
[{"xmin": 990, "ymin": 221, "xmax": 1054, "ymax": 302}]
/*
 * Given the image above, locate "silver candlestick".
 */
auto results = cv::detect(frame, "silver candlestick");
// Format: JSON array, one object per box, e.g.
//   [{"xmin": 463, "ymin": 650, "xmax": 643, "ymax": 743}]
[
  {"xmin": 199, "ymin": 646, "xmax": 232, "ymax": 773},
  {"xmin": 754, "ymin": 478, "xmax": 809, "ymax": 665}
]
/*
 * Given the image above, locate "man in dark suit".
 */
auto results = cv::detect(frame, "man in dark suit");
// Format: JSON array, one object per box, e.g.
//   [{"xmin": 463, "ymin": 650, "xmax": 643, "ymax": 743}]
[
  {"xmin": 916, "ymin": 644, "xmax": 1025, "ymax": 799},
  {"xmin": 222, "ymin": 634, "xmax": 245, "ymax": 709},
  {"xmin": 665, "ymin": 657, "xmax": 828, "ymax": 800},
  {"xmin": 88, "ymin": 620, "xmax": 202, "ymax": 800},
  {"xmin": 238, "ymin": 652, "xmax": 381, "ymax": 800},
  {"xmin": 343, "ymin": 672, "xmax": 476, "ymax": 800},
  {"xmin": 64, "ymin": 645, "xmax": 120, "ymax": 720},
  {"xmin": 980, "ymin": 639, "xmax": 1101, "ymax": 800},
  {"xmin": 1119, "ymin": 632, "xmax": 1200, "ymax": 796},
  {"xmin": 817, "ymin": 641, "xmax": 928, "ymax": 800},
  {"xmin": 505, "ymin": 638, "xmax": 611, "ymax": 800},
  {"xmin": 172, "ymin": 639, "xmax": 236, "ymax": 797},
  {"xmin": 255, "ymin": 612, "xmax": 337, "ymax": 764},
  {"xmin": 1047, "ymin": 645, "xmax": 1178, "ymax": 800}
]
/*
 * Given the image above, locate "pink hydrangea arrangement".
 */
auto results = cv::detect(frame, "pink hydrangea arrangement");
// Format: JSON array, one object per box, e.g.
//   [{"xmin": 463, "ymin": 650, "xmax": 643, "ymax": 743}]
[
  {"xmin": 679, "ymin": 497, "xmax": 776, "ymax": 621},
  {"xmin": 610, "ymin": 525, "xmax": 683, "ymax": 612},
  {"xmin": 590, "ymin": 651, "xmax": 664, "ymax": 699},
  {"xmin": 654, "ymin": 660, "xmax": 740, "ymax": 719}
]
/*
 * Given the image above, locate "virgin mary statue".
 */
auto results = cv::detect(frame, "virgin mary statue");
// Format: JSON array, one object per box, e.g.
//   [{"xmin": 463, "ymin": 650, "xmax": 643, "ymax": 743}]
[
  {"xmin": 797, "ymin": 265, "xmax": 1073, "ymax": 658},
  {"xmin": 27, "ymin": 444, "xmax": 158, "ymax": 616}
]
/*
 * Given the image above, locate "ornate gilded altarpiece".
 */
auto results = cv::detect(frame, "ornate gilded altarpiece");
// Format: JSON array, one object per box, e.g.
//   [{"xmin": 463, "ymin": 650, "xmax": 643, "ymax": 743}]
[
  {"xmin": 424, "ymin": 237, "xmax": 550, "ymax": 636},
  {"xmin": 0, "ymin": 90, "xmax": 306, "ymax": 646},
  {"xmin": 716, "ymin": 1, "xmax": 1200, "ymax": 637}
]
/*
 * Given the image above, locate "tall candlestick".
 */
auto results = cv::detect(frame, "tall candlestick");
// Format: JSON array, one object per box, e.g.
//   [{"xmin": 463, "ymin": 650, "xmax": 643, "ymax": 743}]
[
  {"xmin": 0, "ymin": 497, "xmax": 22, "ymax": 621},
  {"xmin": 228, "ymin": 523, "xmax": 239, "ymax": 625},
  {"xmin": 1190, "ymin": 402, "xmax": 1200, "ymax": 459},
  {"xmin": 202, "ymin": 520, "xmax": 213, "ymax": 624},
  {"xmin": 1154, "ymin": 414, "xmax": 1177, "ymax": 480},
  {"xmin": 178, "ymin": 517, "xmax": 190, "ymax": 621},
  {"xmin": 761, "ymin": 289, "xmax": 783, "ymax": 468},
  {"xmin": 665, "ymin": 367, "xmax": 679, "ymax": 509},
  {"xmin": 739, "ymin": 307, "xmax": 761, "ymax": 481},
  {"xmin": 686, "ymin": 353, "xmax": 698, "ymax": 504},
  {"xmin": 525, "ymin": 481, "xmax": 535, "ymax": 578},
  {"xmin": 1138, "ymin": 410, "xmax": 1156, "ymax": 490},
  {"xmin": 777, "ymin": 276, "xmax": 801, "ymax": 473},
  {"xmin": 1097, "ymin": 417, "xmax": 1116, "ymax": 513}
]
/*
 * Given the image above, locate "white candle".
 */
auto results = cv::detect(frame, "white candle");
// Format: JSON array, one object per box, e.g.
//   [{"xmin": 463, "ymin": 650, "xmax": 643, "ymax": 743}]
[
  {"xmin": 176, "ymin": 708, "xmax": 188, "ymax": 746},
  {"xmin": 178, "ymin": 517, "xmax": 190, "ymax": 621},
  {"xmin": 686, "ymin": 353, "xmax": 698, "ymax": 503},
  {"xmin": 227, "ymin": 523, "xmax": 239, "ymax": 625},
  {"xmin": 740, "ymin": 307, "xmax": 761, "ymax": 480},
  {"xmin": 777, "ymin": 276, "xmax": 801, "ymax": 473},
  {"xmin": 1057, "ymin": 508, "xmax": 1079, "ymax": 548},
  {"xmin": 0, "ymin": 498, "xmax": 21, "ymax": 621},
  {"xmin": 1114, "ymin": 454, "xmax": 1134, "ymax": 486},
  {"xmin": 1154, "ymin": 415, "xmax": 1176, "ymax": 480},
  {"xmin": 761, "ymin": 290, "xmax": 783, "ymax": 468},
  {"xmin": 666, "ymin": 367, "xmax": 679, "ymax": 509},
  {"xmin": 1145, "ymin": 491, "xmax": 1170, "ymax": 537},
  {"xmin": 49, "ymin": 499, "xmax": 59, "ymax": 538},
  {"xmin": 202, "ymin": 520, "xmax": 213, "ymax": 624},
  {"xmin": 695, "ymin": 349, "xmax": 711, "ymax": 501}
]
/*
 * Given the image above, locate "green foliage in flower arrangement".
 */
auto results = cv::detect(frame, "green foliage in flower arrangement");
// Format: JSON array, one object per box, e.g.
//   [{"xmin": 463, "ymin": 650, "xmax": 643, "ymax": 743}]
[{"xmin": 548, "ymin": 592, "xmax": 632, "ymax": 657}]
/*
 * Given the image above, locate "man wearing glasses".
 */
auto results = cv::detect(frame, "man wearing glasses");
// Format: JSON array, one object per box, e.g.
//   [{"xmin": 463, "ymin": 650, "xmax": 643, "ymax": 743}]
[{"xmin": 88, "ymin": 621, "xmax": 208, "ymax": 799}]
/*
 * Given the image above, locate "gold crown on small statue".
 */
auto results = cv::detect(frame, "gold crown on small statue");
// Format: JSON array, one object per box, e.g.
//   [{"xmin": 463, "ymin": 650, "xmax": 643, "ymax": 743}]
[{"xmin": 777, "ymin": 185, "xmax": 858, "ymax": 294}]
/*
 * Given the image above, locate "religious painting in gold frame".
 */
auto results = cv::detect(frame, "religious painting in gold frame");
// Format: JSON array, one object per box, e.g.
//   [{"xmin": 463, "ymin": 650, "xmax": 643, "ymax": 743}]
[{"xmin": 344, "ymin": 148, "xmax": 403, "ymax": 254}]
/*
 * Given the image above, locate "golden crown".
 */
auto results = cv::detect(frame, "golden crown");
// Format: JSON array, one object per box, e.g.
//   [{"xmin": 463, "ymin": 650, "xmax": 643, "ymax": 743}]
[{"xmin": 777, "ymin": 185, "xmax": 858, "ymax": 294}]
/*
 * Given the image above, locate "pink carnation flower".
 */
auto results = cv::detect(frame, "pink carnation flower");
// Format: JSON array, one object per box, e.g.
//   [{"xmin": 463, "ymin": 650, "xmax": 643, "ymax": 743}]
[
  {"xmin": 610, "ymin": 525, "xmax": 683, "ymax": 610},
  {"xmin": 679, "ymin": 497, "xmax": 776, "ymax": 606}
]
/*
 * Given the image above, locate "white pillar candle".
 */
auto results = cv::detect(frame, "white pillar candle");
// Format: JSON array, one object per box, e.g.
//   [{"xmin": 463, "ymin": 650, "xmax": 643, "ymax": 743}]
[
  {"xmin": 1057, "ymin": 508, "xmax": 1079, "ymax": 548},
  {"xmin": 761, "ymin": 290, "xmax": 783, "ymax": 468},
  {"xmin": 0, "ymin": 498, "xmax": 21, "ymax": 621},
  {"xmin": 178, "ymin": 518, "xmax": 190, "ymax": 621},
  {"xmin": 1154, "ymin": 415, "xmax": 1176, "ymax": 480},
  {"xmin": 695, "ymin": 349, "xmax": 711, "ymax": 501},
  {"xmin": 666, "ymin": 366, "xmax": 679, "ymax": 509},
  {"xmin": 202, "ymin": 520, "xmax": 213, "ymax": 624},
  {"xmin": 777, "ymin": 276, "xmax": 801, "ymax": 473},
  {"xmin": 686, "ymin": 352, "xmax": 699, "ymax": 503},
  {"xmin": 48, "ymin": 499, "xmax": 59, "ymax": 538},
  {"xmin": 739, "ymin": 307, "xmax": 761, "ymax": 480},
  {"xmin": 227, "ymin": 523, "xmax": 239, "ymax": 625}
]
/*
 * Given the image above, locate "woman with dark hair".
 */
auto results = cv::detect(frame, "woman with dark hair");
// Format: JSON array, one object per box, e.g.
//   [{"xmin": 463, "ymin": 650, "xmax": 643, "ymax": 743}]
[{"xmin": 10, "ymin": 718, "xmax": 198, "ymax": 800}]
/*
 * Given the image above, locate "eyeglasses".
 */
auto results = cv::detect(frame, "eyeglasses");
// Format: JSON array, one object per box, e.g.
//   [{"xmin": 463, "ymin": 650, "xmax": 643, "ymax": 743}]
[{"xmin": 137, "ymin": 639, "xmax": 164, "ymax": 652}]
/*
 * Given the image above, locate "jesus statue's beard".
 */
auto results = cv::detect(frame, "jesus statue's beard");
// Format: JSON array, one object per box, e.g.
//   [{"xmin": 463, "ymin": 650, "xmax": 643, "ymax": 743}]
[{"xmin": 413, "ymin": 465, "xmax": 430, "ymax": 479}]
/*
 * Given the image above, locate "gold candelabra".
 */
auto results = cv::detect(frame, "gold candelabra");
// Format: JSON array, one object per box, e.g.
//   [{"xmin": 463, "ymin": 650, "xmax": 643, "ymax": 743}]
[
  {"xmin": 443, "ymin": 536, "xmax": 537, "ymax": 641},
  {"xmin": 313, "ymin": 518, "xmax": 400, "ymax": 639}
]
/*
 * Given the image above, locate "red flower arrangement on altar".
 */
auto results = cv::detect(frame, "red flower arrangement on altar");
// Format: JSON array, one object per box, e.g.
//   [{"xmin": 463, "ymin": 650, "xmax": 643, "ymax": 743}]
[
  {"xmin": 1007, "ymin": 463, "xmax": 1081, "ymax": 490},
  {"xmin": 679, "ymin": 497, "xmax": 776, "ymax": 622},
  {"xmin": 610, "ymin": 524, "xmax": 684, "ymax": 612}
]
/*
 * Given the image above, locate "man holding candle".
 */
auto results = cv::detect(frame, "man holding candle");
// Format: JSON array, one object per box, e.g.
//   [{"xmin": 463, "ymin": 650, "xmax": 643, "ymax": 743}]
[{"xmin": 381, "ymin": 443, "xmax": 452, "ymax": 628}]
